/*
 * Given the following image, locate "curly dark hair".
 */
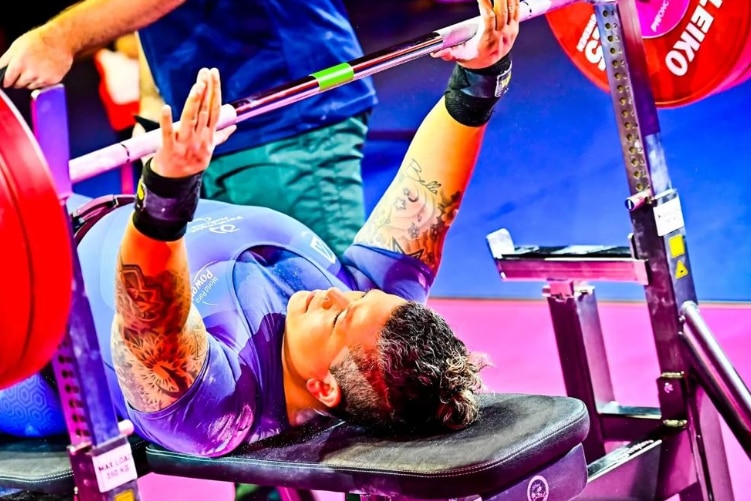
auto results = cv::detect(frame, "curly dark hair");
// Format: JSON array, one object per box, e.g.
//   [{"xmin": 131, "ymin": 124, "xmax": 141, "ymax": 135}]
[{"xmin": 329, "ymin": 301, "xmax": 487, "ymax": 434}]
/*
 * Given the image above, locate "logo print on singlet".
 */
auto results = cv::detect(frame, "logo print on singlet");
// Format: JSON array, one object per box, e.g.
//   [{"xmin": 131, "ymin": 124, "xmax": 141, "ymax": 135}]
[
  {"xmin": 189, "ymin": 215, "xmax": 244, "ymax": 234},
  {"xmin": 309, "ymin": 235, "xmax": 336, "ymax": 264},
  {"xmin": 192, "ymin": 262, "xmax": 219, "ymax": 304},
  {"xmin": 209, "ymin": 224, "xmax": 238, "ymax": 234}
]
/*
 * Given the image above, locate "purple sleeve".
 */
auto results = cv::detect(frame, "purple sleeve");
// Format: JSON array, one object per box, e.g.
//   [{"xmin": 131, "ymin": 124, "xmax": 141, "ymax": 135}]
[
  {"xmin": 342, "ymin": 244, "xmax": 435, "ymax": 303},
  {"xmin": 126, "ymin": 336, "xmax": 256, "ymax": 457}
]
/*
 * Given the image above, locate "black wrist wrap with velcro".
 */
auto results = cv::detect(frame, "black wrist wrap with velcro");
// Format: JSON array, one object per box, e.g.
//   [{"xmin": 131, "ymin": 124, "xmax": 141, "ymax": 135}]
[
  {"xmin": 131, "ymin": 159, "xmax": 203, "ymax": 241},
  {"xmin": 444, "ymin": 54, "xmax": 513, "ymax": 127}
]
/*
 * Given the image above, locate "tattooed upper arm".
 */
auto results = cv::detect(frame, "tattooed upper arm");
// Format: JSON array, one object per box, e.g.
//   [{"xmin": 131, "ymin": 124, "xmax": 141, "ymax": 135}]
[
  {"xmin": 355, "ymin": 158, "xmax": 462, "ymax": 274},
  {"xmin": 112, "ymin": 261, "xmax": 209, "ymax": 412}
]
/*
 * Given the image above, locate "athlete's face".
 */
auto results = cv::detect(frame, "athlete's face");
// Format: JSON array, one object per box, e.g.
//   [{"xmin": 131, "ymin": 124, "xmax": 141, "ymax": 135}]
[{"xmin": 283, "ymin": 287, "xmax": 406, "ymax": 406}]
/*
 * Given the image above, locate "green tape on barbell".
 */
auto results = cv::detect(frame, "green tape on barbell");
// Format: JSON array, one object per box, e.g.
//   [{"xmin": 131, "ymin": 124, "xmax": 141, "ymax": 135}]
[{"xmin": 311, "ymin": 63, "xmax": 355, "ymax": 90}]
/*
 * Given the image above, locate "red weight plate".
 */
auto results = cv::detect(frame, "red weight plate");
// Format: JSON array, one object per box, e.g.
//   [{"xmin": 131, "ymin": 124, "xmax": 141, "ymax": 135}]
[
  {"xmin": 546, "ymin": 0, "xmax": 751, "ymax": 107},
  {"xmin": 712, "ymin": 23, "xmax": 751, "ymax": 95},
  {"xmin": 0, "ymin": 167, "xmax": 34, "ymax": 387},
  {"xmin": 725, "ymin": 61, "xmax": 751, "ymax": 93},
  {"xmin": 0, "ymin": 90, "xmax": 73, "ymax": 389}
]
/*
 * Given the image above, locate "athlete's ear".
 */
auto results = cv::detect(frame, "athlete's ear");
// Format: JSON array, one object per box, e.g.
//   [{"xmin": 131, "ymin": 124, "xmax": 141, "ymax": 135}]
[{"xmin": 306, "ymin": 372, "xmax": 341, "ymax": 408}]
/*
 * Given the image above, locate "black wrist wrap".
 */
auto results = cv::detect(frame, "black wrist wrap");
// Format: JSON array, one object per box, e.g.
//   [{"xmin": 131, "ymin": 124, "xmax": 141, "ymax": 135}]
[
  {"xmin": 444, "ymin": 55, "xmax": 513, "ymax": 127},
  {"xmin": 131, "ymin": 159, "xmax": 203, "ymax": 241}
]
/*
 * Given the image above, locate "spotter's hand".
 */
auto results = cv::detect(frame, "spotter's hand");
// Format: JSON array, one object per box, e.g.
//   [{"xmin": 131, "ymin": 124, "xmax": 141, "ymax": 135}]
[{"xmin": 0, "ymin": 27, "xmax": 73, "ymax": 89}]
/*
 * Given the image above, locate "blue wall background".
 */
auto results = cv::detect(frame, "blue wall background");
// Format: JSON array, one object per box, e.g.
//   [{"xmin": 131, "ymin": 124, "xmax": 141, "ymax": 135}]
[
  {"xmin": 27, "ymin": 2, "xmax": 750, "ymax": 303},
  {"xmin": 353, "ymin": 4, "xmax": 751, "ymax": 302}
]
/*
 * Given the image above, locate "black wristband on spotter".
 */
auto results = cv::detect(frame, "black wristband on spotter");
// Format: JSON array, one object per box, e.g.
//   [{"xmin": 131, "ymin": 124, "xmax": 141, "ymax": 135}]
[
  {"xmin": 444, "ymin": 55, "xmax": 512, "ymax": 127},
  {"xmin": 131, "ymin": 159, "xmax": 203, "ymax": 241}
]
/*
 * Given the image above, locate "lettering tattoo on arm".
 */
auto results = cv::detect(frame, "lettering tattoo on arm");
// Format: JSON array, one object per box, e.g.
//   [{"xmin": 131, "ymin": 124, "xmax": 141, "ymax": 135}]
[
  {"xmin": 356, "ymin": 158, "xmax": 462, "ymax": 274},
  {"xmin": 112, "ymin": 260, "xmax": 208, "ymax": 412}
]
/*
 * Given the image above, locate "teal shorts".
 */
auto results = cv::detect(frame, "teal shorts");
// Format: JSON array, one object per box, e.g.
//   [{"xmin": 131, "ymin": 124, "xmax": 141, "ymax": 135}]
[{"xmin": 202, "ymin": 112, "xmax": 371, "ymax": 257}]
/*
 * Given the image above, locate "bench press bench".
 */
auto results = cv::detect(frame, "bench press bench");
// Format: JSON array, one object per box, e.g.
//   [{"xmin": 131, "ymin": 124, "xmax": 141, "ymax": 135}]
[
  {"xmin": 0, "ymin": 436, "xmax": 149, "ymax": 497},
  {"xmin": 0, "ymin": 393, "xmax": 589, "ymax": 500}
]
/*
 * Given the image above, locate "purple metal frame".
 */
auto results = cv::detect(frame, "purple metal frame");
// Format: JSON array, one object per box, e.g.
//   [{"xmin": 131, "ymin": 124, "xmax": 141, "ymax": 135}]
[
  {"xmin": 597, "ymin": 0, "xmax": 735, "ymax": 497},
  {"xmin": 489, "ymin": 0, "xmax": 747, "ymax": 498},
  {"xmin": 680, "ymin": 301, "xmax": 751, "ymax": 458},
  {"xmin": 31, "ymin": 87, "xmax": 142, "ymax": 501}
]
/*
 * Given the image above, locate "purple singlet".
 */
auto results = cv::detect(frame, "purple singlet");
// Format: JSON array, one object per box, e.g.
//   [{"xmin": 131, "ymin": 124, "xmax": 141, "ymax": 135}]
[{"xmin": 71, "ymin": 200, "xmax": 433, "ymax": 456}]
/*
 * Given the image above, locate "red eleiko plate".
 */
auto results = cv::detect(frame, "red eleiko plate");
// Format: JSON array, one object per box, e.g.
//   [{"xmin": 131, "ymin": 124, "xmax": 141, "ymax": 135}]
[
  {"xmin": 546, "ymin": 0, "xmax": 751, "ymax": 107},
  {"xmin": 0, "ymin": 90, "xmax": 73, "ymax": 389}
]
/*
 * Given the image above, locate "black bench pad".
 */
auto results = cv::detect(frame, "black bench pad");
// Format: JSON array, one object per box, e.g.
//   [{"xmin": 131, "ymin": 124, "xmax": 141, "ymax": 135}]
[
  {"xmin": 146, "ymin": 393, "xmax": 589, "ymax": 498},
  {"xmin": 0, "ymin": 436, "xmax": 148, "ymax": 496}
]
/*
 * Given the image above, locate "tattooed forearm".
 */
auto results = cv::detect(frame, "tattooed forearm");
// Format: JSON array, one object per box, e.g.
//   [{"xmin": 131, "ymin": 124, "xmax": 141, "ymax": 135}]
[
  {"xmin": 404, "ymin": 159, "xmax": 442, "ymax": 195},
  {"xmin": 356, "ymin": 158, "xmax": 462, "ymax": 273},
  {"xmin": 112, "ymin": 259, "xmax": 208, "ymax": 412}
]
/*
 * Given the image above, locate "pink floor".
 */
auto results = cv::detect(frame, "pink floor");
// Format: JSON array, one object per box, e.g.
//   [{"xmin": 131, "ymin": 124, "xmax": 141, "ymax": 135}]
[
  {"xmin": 431, "ymin": 298, "xmax": 751, "ymax": 500},
  {"xmin": 133, "ymin": 298, "xmax": 751, "ymax": 500}
]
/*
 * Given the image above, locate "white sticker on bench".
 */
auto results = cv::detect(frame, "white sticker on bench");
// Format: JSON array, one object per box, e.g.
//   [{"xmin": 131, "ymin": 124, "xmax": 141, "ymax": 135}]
[
  {"xmin": 527, "ymin": 474, "xmax": 549, "ymax": 501},
  {"xmin": 653, "ymin": 197, "xmax": 685, "ymax": 237},
  {"xmin": 92, "ymin": 443, "xmax": 138, "ymax": 493}
]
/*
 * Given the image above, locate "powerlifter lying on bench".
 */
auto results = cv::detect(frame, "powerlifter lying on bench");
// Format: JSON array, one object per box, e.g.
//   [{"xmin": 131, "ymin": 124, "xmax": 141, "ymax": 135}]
[{"xmin": 0, "ymin": 2, "xmax": 591, "ymax": 498}]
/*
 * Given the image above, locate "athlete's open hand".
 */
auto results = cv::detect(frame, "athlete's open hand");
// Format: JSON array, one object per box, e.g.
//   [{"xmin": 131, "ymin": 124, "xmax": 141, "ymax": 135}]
[
  {"xmin": 151, "ymin": 67, "xmax": 236, "ymax": 178},
  {"xmin": 431, "ymin": 0, "xmax": 520, "ymax": 70}
]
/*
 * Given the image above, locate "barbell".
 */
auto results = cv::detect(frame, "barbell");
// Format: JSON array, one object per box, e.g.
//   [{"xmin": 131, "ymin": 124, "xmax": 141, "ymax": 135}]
[{"xmin": 67, "ymin": 0, "xmax": 750, "ymax": 183}]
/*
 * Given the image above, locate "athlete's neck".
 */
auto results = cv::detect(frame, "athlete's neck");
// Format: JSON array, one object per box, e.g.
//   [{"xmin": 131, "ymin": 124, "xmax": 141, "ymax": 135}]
[{"xmin": 281, "ymin": 330, "xmax": 326, "ymax": 425}]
